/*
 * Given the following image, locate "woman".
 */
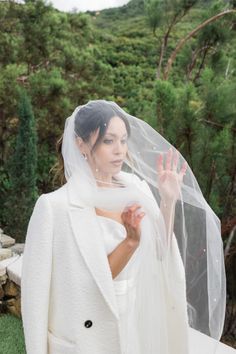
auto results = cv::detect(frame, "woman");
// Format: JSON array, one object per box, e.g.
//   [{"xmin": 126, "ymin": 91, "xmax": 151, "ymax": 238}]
[{"xmin": 21, "ymin": 100, "xmax": 228, "ymax": 354}]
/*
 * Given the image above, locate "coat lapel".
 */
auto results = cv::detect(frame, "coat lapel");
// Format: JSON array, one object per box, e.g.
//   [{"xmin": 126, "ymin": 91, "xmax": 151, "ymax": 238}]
[{"xmin": 66, "ymin": 174, "xmax": 120, "ymax": 321}]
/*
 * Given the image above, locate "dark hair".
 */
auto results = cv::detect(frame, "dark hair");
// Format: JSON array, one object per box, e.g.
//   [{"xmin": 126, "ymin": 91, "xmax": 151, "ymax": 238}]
[
  {"xmin": 74, "ymin": 100, "xmax": 131, "ymax": 152},
  {"xmin": 51, "ymin": 101, "xmax": 131, "ymax": 187}
]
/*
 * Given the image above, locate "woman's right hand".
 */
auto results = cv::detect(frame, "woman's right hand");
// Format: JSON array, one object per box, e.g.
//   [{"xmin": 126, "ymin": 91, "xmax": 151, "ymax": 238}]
[{"xmin": 121, "ymin": 204, "xmax": 146, "ymax": 246}]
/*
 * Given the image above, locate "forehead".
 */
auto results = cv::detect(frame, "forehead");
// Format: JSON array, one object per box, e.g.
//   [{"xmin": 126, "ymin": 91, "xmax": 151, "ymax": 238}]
[
  {"xmin": 106, "ymin": 116, "xmax": 127, "ymax": 135},
  {"xmin": 88, "ymin": 116, "xmax": 127, "ymax": 145}
]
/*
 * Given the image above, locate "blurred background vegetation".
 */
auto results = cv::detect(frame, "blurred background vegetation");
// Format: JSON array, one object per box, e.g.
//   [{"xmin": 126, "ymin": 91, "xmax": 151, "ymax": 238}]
[{"xmin": 0, "ymin": 0, "xmax": 235, "ymax": 347}]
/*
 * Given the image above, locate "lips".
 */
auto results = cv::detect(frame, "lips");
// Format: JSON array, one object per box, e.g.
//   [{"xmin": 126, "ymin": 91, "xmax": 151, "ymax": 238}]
[{"xmin": 111, "ymin": 160, "xmax": 123, "ymax": 165}]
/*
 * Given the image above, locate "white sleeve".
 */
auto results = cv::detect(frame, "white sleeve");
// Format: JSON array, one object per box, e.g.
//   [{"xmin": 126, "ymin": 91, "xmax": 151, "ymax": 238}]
[{"xmin": 21, "ymin": 194, "xmax": 53, "ymax": 354}]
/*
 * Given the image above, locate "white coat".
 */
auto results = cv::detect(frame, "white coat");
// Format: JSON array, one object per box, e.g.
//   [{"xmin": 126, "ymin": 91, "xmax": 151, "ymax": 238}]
[
  {"xmin": 21, "ymin": 172, "xmax": 190, "ymax": 354},
  {"xmin": 21, "ymin": 172, "xmax": 124, "ymax": 354}
]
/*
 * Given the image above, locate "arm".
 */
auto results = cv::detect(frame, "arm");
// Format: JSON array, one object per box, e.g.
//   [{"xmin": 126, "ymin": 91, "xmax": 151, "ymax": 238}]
[
  {"xmin": 156, "ymin": 147, "xmax": 187, "ymax": 250},
  {"xmin": 107, "ymin": 198, "xmax": 143, "ymax": 280},
  {"xmin": 138, "ymin": 178, "xmax": 177, "ymax": 258},
  {"xmin": 21, "ymin": 194, "xmax": 53, "ymax": 354},
  {"xmin": 160, "ymin": 198, "xmax": 176, "ymax": 248},
  {"xmin": 107, "ymin": 238, "xmax": 139, "ymax": 279}
]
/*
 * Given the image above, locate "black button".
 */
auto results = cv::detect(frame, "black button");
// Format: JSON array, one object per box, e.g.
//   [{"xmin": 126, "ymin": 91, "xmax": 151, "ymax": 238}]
[{"xmin": 84, "ymin": 320, "xmax": 93, "ymax": 328}]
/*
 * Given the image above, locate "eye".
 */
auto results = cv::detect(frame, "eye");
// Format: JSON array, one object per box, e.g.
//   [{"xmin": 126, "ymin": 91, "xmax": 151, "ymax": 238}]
[
  {"xmin": 103, "ymin": 139, "xmax": 113, "ymax": 144},
  {"xmin": 121, "ymin": 138, "xmax": 127, "ymax": 144}
]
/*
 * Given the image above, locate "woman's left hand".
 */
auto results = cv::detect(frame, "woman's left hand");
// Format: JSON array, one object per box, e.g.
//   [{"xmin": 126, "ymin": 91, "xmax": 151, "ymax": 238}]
[{"xmin": 156, "ymin": 147, "xmax": 187, "ymax": 204}]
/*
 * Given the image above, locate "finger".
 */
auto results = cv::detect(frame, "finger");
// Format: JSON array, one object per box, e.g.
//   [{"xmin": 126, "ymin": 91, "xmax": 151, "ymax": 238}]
[
  {"xmin": 121, "ymin": 210, "xmax": 129, "ymax": 223},
  {"xmin": 123, "ymin": 202, "xmax": 140, "ymax": 213},
  {"xmin": 156, "ymin": 154, "xmax": 164, "ymax": 175},
  {"xmin": 172, "ymin": 149, "xmax": 179, "ymax": 172},
  {"xmin": 127, "ymin": 207, "xmax": 143, "ymax": 226},
  {"xmin": 121, "ymin": 207, "xmax": 133, "ymax": 219},
  {"xmin": 133, "ymin": 207, "xmax": 145, "ymax": 219},
  {"xmin": 128, "ymin": 204, "xmax": 142, "ymax": 212},
  {"xmin": 179, "ymin": 161, "xmax": 188, "ymax": 180},
  {"xmin": 165, "ymin": 148, "xmax": 172, "ymax": 171},
  {"xmin": 133, "ymin": 207, "xmax": 145, "ymax": 218},
  {"xmin": 133, "ymin": 212, "xmax": 146, "ymax": 227},
  {"xmin": 136, "ymin": 211, "xmax": 145, "ymax": 220},
  {"xmin": 123, "ymin": 210, "xmax": 134, "ymax": 227}
]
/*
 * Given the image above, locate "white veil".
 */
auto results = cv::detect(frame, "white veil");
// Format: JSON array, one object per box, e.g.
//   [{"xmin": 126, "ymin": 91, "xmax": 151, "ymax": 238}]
[{"xmin": 61, "ymin": 99, "xmax": 226, "ymax": 353}]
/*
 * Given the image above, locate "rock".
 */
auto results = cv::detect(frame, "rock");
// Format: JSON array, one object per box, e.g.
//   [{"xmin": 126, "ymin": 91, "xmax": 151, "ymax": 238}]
[
  {"xmin": 0, "ymin": 263, "xmax": 6, "ymax": 277},
  {"xmin": 0, "ymin": 255, "xmax": 19, "ymax": 277},
  {"xmin": 3, "ymin": 280, "xmax": 20, "ymax": 297},
  {"xmin": 0, "ymin": 285, "xmax": 4, "ymax": 299},
  {"xmin": 6, "ymin": 296, "xmax": 21, "ymax": 318},
  {"xmin": 0, "ymin": 228, "xmax": 3, "ymax": 235},
  {"xmin": 0, "ymin": 274, "xmax": 8, "ymax": 285},
  {"xmin": 9, "ymin": 243, "xmax": 25, "ymax": 255},
  {"xmin": 0, "ymin": 249, "xmax": 12, "ymax": 261},
  {"xmin": 1, "ymin": 234, "xmax": 15, "ymax": 248},
  {"xmin": 6, "ymin": 255, "xmax": 22, "ymax": 286},
  {"xmin": 0, "ymin": 255, "xmax": 22, "ymax": 316}
]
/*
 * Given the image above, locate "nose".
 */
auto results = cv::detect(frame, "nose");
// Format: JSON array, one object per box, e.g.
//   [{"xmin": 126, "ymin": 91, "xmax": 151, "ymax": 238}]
[{"xmin": 114, "ymin": 140, "xmax": 124, "ymax": 155}]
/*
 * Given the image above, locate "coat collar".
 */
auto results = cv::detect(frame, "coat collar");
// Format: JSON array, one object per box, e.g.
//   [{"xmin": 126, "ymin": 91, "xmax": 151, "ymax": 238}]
[{"xmin": 66, "ymin": 173, "xmax": 127, "ymax": 320}]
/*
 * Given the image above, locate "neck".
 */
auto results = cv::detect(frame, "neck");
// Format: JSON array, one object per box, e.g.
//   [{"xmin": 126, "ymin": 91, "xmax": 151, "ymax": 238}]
[{"xmin": 94, "ymin": 171, "xmax": 114, "ymax": 187}]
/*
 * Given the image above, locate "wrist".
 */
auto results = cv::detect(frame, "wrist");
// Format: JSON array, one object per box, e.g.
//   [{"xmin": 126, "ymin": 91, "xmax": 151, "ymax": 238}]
[
  {"xmin": 160, "ymin": 198, "xmax": 177, "ymax": 207},
  {"xmin": 124, "ymin": 237, "xmax": 140, "ymax": 250}
]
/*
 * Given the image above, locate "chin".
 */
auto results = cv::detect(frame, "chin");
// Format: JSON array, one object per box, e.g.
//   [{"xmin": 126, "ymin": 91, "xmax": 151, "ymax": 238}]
[{"xmin": 112, "ymin": 166, "xmax": 122, "ymax": 172}]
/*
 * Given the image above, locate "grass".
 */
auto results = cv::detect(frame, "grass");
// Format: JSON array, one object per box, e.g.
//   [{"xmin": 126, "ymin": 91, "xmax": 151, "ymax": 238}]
[
  {"xmin": 0, "ymin": 312, "xmax": 235, "ymax": 351},
  {"xmin": 0, "ymin": 314, "xmax": 26, "ymax": 354}
]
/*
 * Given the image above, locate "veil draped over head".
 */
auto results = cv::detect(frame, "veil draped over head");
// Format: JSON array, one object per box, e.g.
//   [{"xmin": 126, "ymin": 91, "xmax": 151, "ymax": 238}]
[{"xmin": 61, "ymin": 100, "xmax": 226, "ymax": 354}]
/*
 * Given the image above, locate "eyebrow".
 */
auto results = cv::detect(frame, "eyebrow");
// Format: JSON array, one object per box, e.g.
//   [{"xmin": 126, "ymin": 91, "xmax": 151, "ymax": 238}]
[{"xmin": 105, "ymin": 133, "xmax": 128, "ymax": 137}]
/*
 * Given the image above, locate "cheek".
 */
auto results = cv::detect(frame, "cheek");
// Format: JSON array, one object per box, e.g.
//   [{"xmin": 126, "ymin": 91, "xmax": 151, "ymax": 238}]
[{"xmin": 94, "ymin": 146, "xmax": 111, "ymax": 162}]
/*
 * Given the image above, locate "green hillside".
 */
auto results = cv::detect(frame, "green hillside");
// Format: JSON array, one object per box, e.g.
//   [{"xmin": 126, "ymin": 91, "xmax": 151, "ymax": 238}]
[{"xmin": 0, "ymin": 0, "xmax": 235, "ymax": 346}]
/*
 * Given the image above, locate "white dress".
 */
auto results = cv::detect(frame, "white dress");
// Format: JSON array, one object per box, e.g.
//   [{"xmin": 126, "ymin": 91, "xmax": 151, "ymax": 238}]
[
  {"xmin": 97, "ymin": 215, "xmax": 236, "ymax": 354},
  {"xmin": 97, "ymin": 215, "xmax": 141, "ymax": 354}
]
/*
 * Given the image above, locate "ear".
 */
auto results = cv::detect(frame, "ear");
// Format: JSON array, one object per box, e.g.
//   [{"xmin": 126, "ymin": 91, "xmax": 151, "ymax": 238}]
[{"xmin": 75, "ymin": 136, "xmax": 85, "ymax": 154}]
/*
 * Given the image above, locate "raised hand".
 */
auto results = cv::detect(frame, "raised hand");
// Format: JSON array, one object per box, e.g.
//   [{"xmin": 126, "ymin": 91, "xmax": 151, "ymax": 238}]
[{"xmin": 156, "ymin": 147, "xmax": 187, "ymax": 204}]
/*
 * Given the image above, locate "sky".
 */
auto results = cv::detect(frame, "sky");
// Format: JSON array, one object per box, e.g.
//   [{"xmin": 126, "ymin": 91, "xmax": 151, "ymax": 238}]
[{"xmin": 48, "ymin": 0, "xmax": 130, "ymax": 12}]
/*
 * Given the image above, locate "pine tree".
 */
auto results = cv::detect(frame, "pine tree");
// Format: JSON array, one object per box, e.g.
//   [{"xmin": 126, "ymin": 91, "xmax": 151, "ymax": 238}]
[{"xmin": 6, "ymin": 90, "xmax": 38, "ymax": 242}]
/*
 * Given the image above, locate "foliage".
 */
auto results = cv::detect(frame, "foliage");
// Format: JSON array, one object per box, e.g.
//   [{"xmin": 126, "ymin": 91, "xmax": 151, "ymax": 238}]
[
  {"xmin": 4, "ymin": 90, "xmax": 38, "ymax": 242},
  {"xmin": 0, "ymin": 0, "xmax": 235, "ymax": 344},
  {"xmin": 0, "ymin": 0, "xmax": 235, "ymax": 239}
]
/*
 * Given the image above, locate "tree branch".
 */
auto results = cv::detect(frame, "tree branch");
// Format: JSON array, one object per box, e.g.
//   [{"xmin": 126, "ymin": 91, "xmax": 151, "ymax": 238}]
[{"xmin": 163, "ymin": 9, "xmax": 236, "ymax": 80}]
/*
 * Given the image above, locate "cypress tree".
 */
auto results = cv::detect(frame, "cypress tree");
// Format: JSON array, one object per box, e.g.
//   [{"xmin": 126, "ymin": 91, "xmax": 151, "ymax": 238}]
[{"xmin": 6, "ymin": 90, "xmax": 38, "ymax": 243}]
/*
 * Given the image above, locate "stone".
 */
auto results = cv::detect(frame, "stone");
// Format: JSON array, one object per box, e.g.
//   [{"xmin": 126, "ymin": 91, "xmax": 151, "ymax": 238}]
[
  {"xmin": 0, "ymin": 249, "xmax": 12, "ymax": 261},
  {"xmin": 0, "ymin": 274, "xmax": 8, "ymax": 285},
  {"xmin": 0, "ymin": 254, "xmax": 19, "ymax": 277},
  {"xmin": 0, "ymin": 263, "xmax": 6, "ymax": 277},
  {"xmin": 0, "ymin": 285, "xmax": 4, "ymax": 299},
  {"xmin": 1, "ymin": 234, "xmax": 15, "ymax": 248},
  {"xmin": 3, "ymin": 280, "xmax": 20, "ymax": 297},
  {"xmin": 9, "ymin": 243, "xmax": 25, "ymax": 255},
  {"xmin": 6, "ymin": 255, "xmax": 22, "ymax": 286},
  {"xmin": 6, "ymin": 296, "xmax": 21, "ymax": 318}
]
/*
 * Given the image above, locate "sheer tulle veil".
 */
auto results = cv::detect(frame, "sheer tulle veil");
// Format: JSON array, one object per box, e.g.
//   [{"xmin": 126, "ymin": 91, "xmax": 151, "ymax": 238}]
[{"xmin": 61, "ymin": 100, "xmax": 226, "ymax": 353}]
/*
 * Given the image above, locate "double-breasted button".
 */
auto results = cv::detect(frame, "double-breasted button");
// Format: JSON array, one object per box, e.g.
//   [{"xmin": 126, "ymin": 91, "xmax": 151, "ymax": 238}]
[{"xmin": 84, "ymin": 320, "xmax": 93, "ymax": 328}]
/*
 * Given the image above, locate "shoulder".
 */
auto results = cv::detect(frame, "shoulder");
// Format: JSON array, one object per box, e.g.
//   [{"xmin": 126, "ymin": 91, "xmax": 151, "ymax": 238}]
[{"xmin": 36, "ymin": 184, "xmax": 68, "ymax": 212}]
